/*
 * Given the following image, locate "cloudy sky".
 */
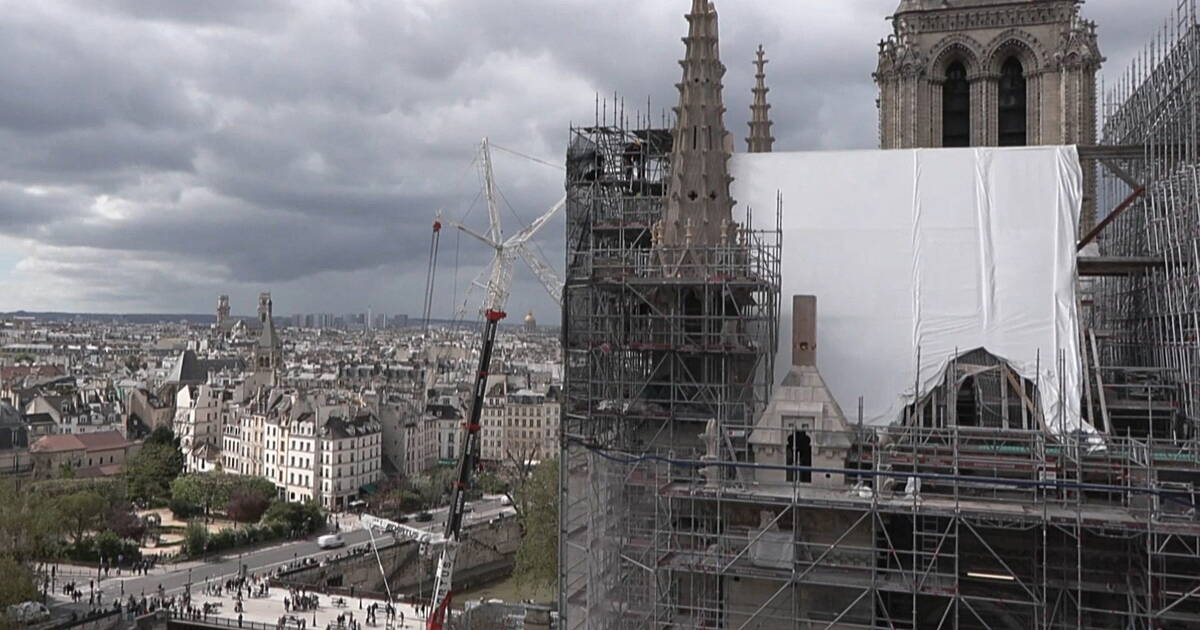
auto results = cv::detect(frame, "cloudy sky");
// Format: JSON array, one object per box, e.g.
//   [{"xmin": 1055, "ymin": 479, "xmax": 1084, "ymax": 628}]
[{"xmin": 0, "ymin": 0, "xmax": 1181, "ymax": 319}]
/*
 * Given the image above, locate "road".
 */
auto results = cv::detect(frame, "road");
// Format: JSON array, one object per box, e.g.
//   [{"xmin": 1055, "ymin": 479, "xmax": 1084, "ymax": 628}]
[{"xmin": 46, "ymin": 496, "xmax": 510, "ymax": 612}]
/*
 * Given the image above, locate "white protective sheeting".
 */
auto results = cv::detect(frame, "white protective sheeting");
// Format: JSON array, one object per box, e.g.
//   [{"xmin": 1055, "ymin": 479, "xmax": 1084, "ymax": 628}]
[{"xmin": 730, "ymin": 147, "xmax": 1086, "ymax": 433}]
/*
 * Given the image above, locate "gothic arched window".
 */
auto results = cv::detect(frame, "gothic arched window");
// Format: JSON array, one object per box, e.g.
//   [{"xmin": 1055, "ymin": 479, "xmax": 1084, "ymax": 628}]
[
  {"xmin": 942, "ymin": 61, "xmax": 970, "ymax": 147},
  {"xmin": 998, "ymin": 57, "xmax": 1027, "ymax": 146}
]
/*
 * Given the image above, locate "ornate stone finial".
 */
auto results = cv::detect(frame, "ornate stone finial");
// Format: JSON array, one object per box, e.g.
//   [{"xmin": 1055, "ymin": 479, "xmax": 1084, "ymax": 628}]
[
  {"xmin": 747, "ymin": 44, "xmax": 775, "ymax": 153},
  {"xmin": 659, "ymin": 0, "xmax": 735, "ymax": 257}
]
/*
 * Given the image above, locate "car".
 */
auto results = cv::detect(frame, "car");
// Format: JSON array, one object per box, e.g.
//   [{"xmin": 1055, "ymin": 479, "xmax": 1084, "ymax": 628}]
[
  {"xmin": 415, "ymin": 511, "xmax": 433, "ymax": 523},
  {"xmin": 317, "ymin": 534, "xmax": 345, "ymax": 549},
  {"xmin": 463, "ymin": 502, "xmax": 474, "ymax": 513},
  {"xmin": 397, "ymin": 514, "xmax": 410, "ymax": 524},
  {"xmin": 499, "ymin": 495, "xmax": 512, "ymax": 506},
  {"xmin": 6, "ymin": 602, "xmax": 50, "ymax": 624}
]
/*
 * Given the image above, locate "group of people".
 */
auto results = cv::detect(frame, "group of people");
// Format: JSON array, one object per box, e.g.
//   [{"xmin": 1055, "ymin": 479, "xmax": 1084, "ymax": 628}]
[
  {"xmin": 285, "ymin": 589, "xmax": 320, "ymax": 613},
  {"xmin": 364, "ymin": 602, "xmax": 403, "ymax": 626},
  {"xmin": 61, "ymin": 580, "xmax": 109, "ymax": 608},
  {"xmin": 98, "ymin": 555, "xmax": 159, "ymax": 577},
  {"xmin": 210, "ymin": 573, "xmax": 271, "ymax": 600}
]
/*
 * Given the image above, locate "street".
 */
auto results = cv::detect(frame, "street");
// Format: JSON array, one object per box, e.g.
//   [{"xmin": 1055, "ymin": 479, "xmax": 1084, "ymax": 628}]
[{"xmin": 44, "ymin": 496, "xmax": 510, "ymax": 614}]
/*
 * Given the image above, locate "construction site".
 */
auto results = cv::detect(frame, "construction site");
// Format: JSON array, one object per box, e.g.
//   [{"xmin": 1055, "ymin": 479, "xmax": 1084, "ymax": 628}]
[{"xmin": 559, "ymin": 1, "xmax": 1200, "ymax": 628}]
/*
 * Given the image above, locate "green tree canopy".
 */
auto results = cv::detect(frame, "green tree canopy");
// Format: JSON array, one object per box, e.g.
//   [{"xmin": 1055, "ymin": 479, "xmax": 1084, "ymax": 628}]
[
  {"xmin": 0, "ymin": 556, "xmax": 38, "ymax": 629},
  {"xmin": 124, "ymin": 441, "xmax": 184, "ymax": 503},
  {"xmin": 29, "ymin": 476, "xmax": 123, "ymax": 501},
  {"xmin": 0, "ymin": 479, "xmax": 62, "ymax": 563},
  {"xmin": 171, "ymin": 472, "xmax": 276, "ymax": 518},
  {"xmin": 56, "ymin": 490, "xmax": 106, "ymax": 544},
  {"xmin": 512, "ymin": 458, "xmax": 558, "ymax": 588},
  {"xmin": 145, "ymin": 425, "xmax": 180, "ymax": 448},
  {"xmin": 476, "ymin": 471, "xmax": 510, "ymax": 495},
  {"xmin": 183, "ymin": 521, "xmax": 209, "ymax": 556},
  {"xmin": 262, "ymin": 500, "xmax": 325, "ymax": 535}
]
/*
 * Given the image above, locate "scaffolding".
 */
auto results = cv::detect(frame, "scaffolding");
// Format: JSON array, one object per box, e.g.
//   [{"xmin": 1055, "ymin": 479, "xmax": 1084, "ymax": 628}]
[
  {"xmin": 565, "ymin": 347, "xmax": 1200, "ymax": 628},
  {"xmin": 559, "ymin": 2, "xmax": 1200, "ymax": 627},
  {"xmin": 560, "ymin": 107, "xmax": 781, "ymax": 629},
  {"xmin": 1093, "ymin": 0, "xmax": 1200, "ymax": 430}
]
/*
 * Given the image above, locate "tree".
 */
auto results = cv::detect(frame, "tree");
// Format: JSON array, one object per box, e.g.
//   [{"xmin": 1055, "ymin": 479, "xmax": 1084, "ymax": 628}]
[
  {"xmin": 501, "ymin": 445, "xmax": 542, "ymax": 523},
  {"xmin": 183, "ymin": 521, "xmax": 209, "ymax": 556},
  {"xmin": 262, "ymin": 500, "xmax": 325, "ymax": 536},
  {"xmin": 172, "ymin": 472, "xmax": 276, "ymax": 519},
  {"xmin": 226, "ymin": 489, "xmax": 271, "ymax": 523},
  {"xmin": 476, "ymin": 471, "xmax": 511, "ymax": 496},
  {"xmin": 512, "ymin": 458, "xmax": 558, "ymax": 588},
  {"xmin": 145, "ymin": 425, "xmax": 180, "ymax": 448},
  {"xmin": 0, "ymin": 479, "xmax": 62, "ymax": 564},
  {"xmin": 29, "ymin": 477, "xmax": 123, "ymax": 501},
  {"xmin": 93, "ymin": 530, "xmax": 123, "ymax": 561},
  {"xmin": 0, "ymin": 557, "xmax": 38, "ymax": 628},
  {"xmin": 124, "ymin": 442, "xmax": 184, "ymax": 503},
  {"xmin": 57, "ymin": 491, "xmax": 106, "ymax": 544},
  {"xmin": 57, "ymin": 462, "xmax": 76, "ymax": 479},
  {"xmin": 105, "ymin": 502, "xmax": 147, "ymax": 541}
]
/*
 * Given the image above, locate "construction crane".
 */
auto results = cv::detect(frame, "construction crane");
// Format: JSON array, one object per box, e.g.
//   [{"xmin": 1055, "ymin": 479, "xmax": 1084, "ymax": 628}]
[
  {"xmin": 422, "ymin": 211, "xmax": 443, "ymax": 335},
  {"xmin": 427, "ymin": 138, "xmax": 563, "ymax": 629},
  {"xmin": 452, "ymin": 138, "xmax": 565, "ymax": 322}
]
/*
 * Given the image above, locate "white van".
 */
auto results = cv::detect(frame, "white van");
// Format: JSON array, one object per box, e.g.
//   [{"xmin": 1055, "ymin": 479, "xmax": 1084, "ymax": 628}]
[
  {"xmin": 317, "ymin": 533, "xmax": 345, "ymax": 549},
  {"xmin": 6, "ymin": 602, "xmax": 50, "ymax": 623}
]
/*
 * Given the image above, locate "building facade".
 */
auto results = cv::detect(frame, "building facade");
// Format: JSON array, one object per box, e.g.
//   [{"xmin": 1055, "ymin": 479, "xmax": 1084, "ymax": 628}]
[
  {"xmin": 223, "ymin": 389, "xmax": 383, "ymax": 510},
  {"xmin": 875, "ymin": 0, "xmax": 1103, "ymax": 225},
  {"xmin": 502, "ymin": 387, "xmax": 559, "ymax": 465}
]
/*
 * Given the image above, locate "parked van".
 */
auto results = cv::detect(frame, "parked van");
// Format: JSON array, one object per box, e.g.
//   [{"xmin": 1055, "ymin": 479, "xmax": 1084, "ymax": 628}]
[
  {"xmin": 317, "ymin": 533, "xmax": 345, "ymax": 549},
  {"xmin": 7, "ymin": 602, "xmax": 50, "ymax": 624}
]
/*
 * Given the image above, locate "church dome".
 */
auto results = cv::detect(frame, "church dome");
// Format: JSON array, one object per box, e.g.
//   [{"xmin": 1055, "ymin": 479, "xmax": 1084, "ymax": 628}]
[{"xmin": 524, "ymin": 310, "xmax": 536, "ymax": 324}]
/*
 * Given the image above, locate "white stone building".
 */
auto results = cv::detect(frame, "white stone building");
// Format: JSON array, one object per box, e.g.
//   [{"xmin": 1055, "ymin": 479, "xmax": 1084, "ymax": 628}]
[{"xmin": 222, "ymin": 389, "xmax": 383, "ymax": 510}]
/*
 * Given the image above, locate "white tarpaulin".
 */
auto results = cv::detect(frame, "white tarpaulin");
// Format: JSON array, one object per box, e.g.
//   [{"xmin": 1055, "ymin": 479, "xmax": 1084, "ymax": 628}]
[{"xmin": 730, "ymin": 147, "xmax": 1086, "ymax": 433}]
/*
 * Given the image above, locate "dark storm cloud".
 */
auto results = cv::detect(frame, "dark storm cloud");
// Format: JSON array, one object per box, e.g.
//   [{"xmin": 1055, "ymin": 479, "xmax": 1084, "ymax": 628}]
[{"xmin": 0, "ymin": 0, "xmax": 1178, "ymax": 314}]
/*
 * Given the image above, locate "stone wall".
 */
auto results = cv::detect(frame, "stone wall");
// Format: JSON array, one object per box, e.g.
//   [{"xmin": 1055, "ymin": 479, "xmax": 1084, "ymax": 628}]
[{"xmin": 275, "ymin": 513, "xmax": 521, "ymax": 597}]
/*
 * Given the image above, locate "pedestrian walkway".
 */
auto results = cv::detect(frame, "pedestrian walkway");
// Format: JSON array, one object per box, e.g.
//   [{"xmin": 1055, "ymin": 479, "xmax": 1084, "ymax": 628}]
[{"xmin": 174, "ymin": 588, "xmax": 427, "ymax": 629}]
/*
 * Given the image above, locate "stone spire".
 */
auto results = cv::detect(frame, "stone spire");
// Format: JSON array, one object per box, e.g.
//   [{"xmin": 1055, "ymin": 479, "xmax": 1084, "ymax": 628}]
[
  {"xmin": 659, "ymin": 0, "xmax": 735, "ymax": 256},
  {"xmin": 747, "ymin": 45, "xmax": 775, "ymax": 153}
]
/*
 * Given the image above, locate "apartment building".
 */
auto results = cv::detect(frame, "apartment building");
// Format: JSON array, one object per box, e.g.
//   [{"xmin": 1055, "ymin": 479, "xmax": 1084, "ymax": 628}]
[
  {"xmin": 502, "ymin": 386, "xmax": 559, "ymax": 464},
  {"xmin": 222, "ymin": 389, "xmax": 382, "ymax": 510}
]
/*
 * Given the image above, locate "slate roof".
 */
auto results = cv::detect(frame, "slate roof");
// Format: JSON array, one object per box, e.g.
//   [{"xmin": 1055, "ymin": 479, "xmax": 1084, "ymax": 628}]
[
  {"xmin": 167, "ymin": 350, "xmax": 246, "ymax": 385},
  {"xmin": 323, "ymin": 411, "xmax": 380, "ymax": 439},
  {"xmin": 30, "ymin": 430, "xmax": 129, "ymax": 453}
]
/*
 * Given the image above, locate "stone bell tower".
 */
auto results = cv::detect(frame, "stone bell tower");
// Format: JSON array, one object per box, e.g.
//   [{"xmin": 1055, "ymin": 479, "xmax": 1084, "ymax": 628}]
[{"xmin": 875, "ymin": 0, "xmax": 1104, "ymax": 226}]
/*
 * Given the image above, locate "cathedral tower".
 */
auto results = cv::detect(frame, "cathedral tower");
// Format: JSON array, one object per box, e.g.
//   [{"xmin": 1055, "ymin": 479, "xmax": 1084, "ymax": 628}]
[{"xmin": 875, "ymin": 0, "xmax": 1103, "ymax": 227}]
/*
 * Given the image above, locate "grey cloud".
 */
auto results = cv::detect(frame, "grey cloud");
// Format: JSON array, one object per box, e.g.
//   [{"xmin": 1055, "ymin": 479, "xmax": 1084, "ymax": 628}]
[{"xmin": 0, "ymin": 0, "xmax": 1181, "ymax": 315}]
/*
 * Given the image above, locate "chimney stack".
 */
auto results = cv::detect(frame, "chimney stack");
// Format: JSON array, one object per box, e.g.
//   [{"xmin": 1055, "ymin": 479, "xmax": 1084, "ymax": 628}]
[{"xmin": 792, "ymin": 295, "xmax": 816, "ymax": 367}]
